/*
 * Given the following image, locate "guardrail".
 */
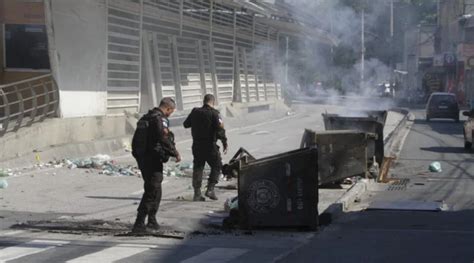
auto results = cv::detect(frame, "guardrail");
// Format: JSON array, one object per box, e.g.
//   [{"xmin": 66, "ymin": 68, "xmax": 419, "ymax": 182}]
[{"xmin": 0, "ymin": 74, "xmax": 59, "ymax": 136}]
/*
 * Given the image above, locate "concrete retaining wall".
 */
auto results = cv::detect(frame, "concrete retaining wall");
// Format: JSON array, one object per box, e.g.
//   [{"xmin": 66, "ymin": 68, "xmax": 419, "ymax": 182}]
[
  {"xmin": 0, "ymin": 115, "xmax": 133, "ymax": 168},
  {"xmin": 0, "ymin": 100, "xmax": 289, "ymax": 168}
]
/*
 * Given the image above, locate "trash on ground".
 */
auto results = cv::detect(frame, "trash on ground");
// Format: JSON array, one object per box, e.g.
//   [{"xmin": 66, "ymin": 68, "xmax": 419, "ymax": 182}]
[
  {"xmin": 342, "ymin": 177, "xmax": 355, "ymax": 185},
  {"xmin": 0, "ymin": 179, "xmax": 8, "ymax": 189},
  {"xmin": 61, "ymin": 154, "xmax": 140, "ymax": 176},
  {"xmin": 0, "ymin": 169, "xmax": 12, "ymax": 177},
  {"xmin": 429, "ymin": 162, "xmax": 442, "ymax": 173},
  {"xmin": 164, "ymin": 162, "xmax": 207, "ymax": 177},
  {"xmin": 368, "ymin": 157, "xmax": 380, "ymax": 178},
  {"xmin": 224, "ymin": 196, "xmax": 238, "ymax": 213},
  {"xmin": 123, "ymin": 142, "xmax": 132, "ymax": 152}
]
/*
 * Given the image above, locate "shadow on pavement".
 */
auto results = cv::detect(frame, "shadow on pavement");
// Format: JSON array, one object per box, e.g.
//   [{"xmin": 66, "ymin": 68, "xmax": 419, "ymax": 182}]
[
  {"xmin": 420, "ymin": 146, "xmax": 468, "ymax": 154},
  {"xmin": 277, "ymin": 209, "xmax": 474, "ymax": 263},
  {"xmin": 86, "ymin": 196, "xmax": 140, "ymax": 201},
  {"xmin": 414, "ymin": 119, "xmax": 464, "ymax": 135},
  {"xmin": 85, "ymin": 195, "xmax": 197, "ymax": 202}
]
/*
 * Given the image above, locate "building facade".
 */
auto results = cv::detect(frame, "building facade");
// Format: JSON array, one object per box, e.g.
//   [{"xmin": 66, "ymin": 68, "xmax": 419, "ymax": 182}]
[
  {"xmin": 437, "ymin": 0, "xmax": 474, "ymax": 107},
  {"xmin": 1, "ymin": 0, "xmax": 335, "ymax": 121}
]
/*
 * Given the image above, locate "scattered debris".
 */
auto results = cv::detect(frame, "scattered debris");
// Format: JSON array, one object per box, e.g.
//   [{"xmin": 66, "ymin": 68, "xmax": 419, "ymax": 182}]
[
  {"xmin": 164, "ymin": 162, "xmax": 208, "ymax": 177},
  {"xmin": 0, "ymin": 179, "xmax": 8, "ymax": 189},
  {"xmin": 123, "ymin": 142, "xmax": 132, "ymax": 152},
  {"xmin": 60, "ymin": 154, "xmax": 141, "ymax": 176},
  {"xmin": 0, "ymin": 168, "xmax": 14, "ymax": 177},
  {"xmin": 429, "ymin": 162, "xmax": 442, "ymax": 173},
  {"xmin": 224, "ymin": 196, "xmax": 238, "ymax": 213},
  {"xmin": 189, "ymin": 230, "xmax": 225, "ymax": 237},
  {"xmin": 342, "ymin": 177, "xmax": 355, "ymax": 185},
  {"xmin": 9, "ymin": 219, "xmax": 188, "ymax": 239},
  {"xmin": 368, "ymin": 157, "xmax": 380, "ymax": 178}
]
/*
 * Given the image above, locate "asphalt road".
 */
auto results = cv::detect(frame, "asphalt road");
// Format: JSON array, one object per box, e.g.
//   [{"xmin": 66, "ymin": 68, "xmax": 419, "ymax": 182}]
[{"xmin": 279, "ymin": 109, "xmax": 474, "ymax": 263}]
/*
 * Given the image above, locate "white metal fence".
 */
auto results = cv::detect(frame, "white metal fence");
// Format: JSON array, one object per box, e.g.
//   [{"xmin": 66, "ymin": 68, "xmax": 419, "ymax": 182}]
[
  {"xmin": 106, "ymin": 0, "xmax": 282, "ymax": 115},
  {"xmin": 0, "ymin": 74, "xmax": 59, "ymax": 136}
]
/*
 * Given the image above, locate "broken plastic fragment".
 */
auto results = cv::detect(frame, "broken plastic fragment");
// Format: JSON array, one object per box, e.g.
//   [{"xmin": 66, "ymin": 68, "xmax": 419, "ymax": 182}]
[
  {"xmin": 429, "ymin": 162, "xmax": 442, "ymax": 173},
  {"xmin": 224, "ymin": 196, "xmax": 238, "ymax": 212},
  {"xmin": 0, "ymin": 179, "xmax": 8, "ymax": 189},
  {"xmin": 0, "ymin": 169, "xmax": 9, "ymax": 177}
]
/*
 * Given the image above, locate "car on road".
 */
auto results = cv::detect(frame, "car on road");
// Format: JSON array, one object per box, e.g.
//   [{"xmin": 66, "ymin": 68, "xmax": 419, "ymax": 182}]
[
  {"xmin": 463, "ymin": 110, "xmax": 474, "ymax": 150},
  {"xmin": 426, "ymin": 92, "xmax": 459, "ymax": 122}
]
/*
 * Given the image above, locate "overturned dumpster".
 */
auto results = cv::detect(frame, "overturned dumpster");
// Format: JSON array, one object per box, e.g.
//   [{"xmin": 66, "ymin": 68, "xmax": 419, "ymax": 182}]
[
  {"xmin": 301, "ymin": 129, "xmax": 377, "ymax": 185},
  {"xmin": 322, "ymin": 111, "xmax": 387, "ymax": 166},
  {"xmin": 224, "ymin": 148, "xmax": 319, "ymax": 230}
]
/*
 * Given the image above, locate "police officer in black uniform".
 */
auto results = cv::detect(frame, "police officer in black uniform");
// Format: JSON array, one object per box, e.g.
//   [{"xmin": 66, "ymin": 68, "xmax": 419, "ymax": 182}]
[
  {"xmin": 183, "ymin": 94, "xmax": 228, "ymax": 201},
  {"xmin": 131, "ymin": 97, "xmax": 181, "ymax": 233}
]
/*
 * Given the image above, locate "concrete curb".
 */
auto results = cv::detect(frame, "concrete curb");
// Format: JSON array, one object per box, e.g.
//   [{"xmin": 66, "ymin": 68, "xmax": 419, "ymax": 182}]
[
  {"xmin": 320, "ymin": 179, "xmax": 370, "ymax": 223},
  {"xmin": 384, "ymin": 108, "xmax": 410, "ymax": 149}
]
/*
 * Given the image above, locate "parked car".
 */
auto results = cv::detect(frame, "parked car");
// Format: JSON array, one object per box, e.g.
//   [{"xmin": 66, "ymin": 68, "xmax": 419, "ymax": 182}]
[
  {"xmin": 426, "ymin": 92, "xmax": 459, "ymax": 122},
  {"xmin": 463, "ymin": 110, "xmax": 474, "ymax": 150}
]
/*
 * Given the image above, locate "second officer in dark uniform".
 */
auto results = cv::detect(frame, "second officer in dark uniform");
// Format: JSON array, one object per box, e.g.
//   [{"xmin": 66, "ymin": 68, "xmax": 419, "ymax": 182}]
[{"xmin": 183, "ymin": 94, "xmax": 228, "ymax": 201}]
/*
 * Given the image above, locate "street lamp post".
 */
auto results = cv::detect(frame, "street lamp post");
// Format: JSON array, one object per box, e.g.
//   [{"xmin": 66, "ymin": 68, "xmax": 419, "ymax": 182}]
[{"xmin": 361, "ymin": 7, "xmax": 365, "ymax": 90}]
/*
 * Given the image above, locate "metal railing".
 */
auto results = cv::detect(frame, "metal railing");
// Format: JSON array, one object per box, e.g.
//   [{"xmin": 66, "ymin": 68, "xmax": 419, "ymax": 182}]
[{"xmin": 0, "ymin": 74, "xmax": 59, "ymax": 136}]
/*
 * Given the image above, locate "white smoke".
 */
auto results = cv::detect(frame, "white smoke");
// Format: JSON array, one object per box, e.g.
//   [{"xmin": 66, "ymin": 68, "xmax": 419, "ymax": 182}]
[{"xmin": 281, "ymin": 0, "xmax": 396, "ymax": 110}]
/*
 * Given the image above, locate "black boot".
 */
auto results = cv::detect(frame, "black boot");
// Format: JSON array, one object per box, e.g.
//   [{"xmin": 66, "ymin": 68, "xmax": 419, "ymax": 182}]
[
  {"xmin": 132, "ymin": 212, "xmax": 147, "ymax": 234},
  {"xmin": 193, "ymin": 188, "xmax": 205, "ymax": 202},
  {"xmin": 205, "ymin": 184, "xmax": 218, "ymax": 200},
  {"xmin": 147, "ymin": 212, "xmax": 160, "ymax": 231}
]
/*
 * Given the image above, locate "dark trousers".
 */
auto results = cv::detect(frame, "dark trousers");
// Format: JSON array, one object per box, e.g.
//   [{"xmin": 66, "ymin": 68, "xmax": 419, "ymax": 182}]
[
  {"xmin": 137, "ymin": 159, "xmax": 164, "ymax": 217},
  {"xmin": 192, "ymin": 143, "xmax": 222, "ymax": 189}
]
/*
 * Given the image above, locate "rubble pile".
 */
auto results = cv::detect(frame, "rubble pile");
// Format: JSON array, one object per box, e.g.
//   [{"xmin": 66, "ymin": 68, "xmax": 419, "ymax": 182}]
[
  {"xmin": 63, "ymin": 154, "xmax": 140, "ymax": 176},
  {"xmin": 163, "ymin": 162, "xmax": 210, "ymax": 177}
]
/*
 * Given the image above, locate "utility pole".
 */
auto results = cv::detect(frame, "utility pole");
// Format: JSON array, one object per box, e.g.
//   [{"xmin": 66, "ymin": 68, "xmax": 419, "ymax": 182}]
[
  {"xmin": 330, "ymin": 6, "xmax": 335, "ymax": 89},
  {"xmin": 361, "ymin": 7, "xmax": 365, "ymax": 90},
  {"xmin": 437, "ymin": 0, "xmax": 441, "ymax": 26},
  {"xmin": 390, "ymin": 0, "xmax": 394, "ymax": 80},
  {"xmin": 285, "ymin": 36, "xmax": 289, "ymax": 85},
  {"xmin": 390, "ymin": 0, "xmax": 394, "ymax": 38}
]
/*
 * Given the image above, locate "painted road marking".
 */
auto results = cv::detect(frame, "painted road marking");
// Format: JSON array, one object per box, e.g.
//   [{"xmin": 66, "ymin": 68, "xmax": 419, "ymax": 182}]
[
  {"xmin": 66, "ymin": 244, "xmax": 157, "ymax": 263},
  {"xmin": 181, "ymin": 248, "xmax": 248, "ymax": 263},
  {"xmin": 0, "ymin": 240, "xmax": 69, "ymax": 262}
]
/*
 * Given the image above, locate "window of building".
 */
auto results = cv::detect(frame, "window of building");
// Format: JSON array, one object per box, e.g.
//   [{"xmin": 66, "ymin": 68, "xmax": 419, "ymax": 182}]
[{"xmin": 4, "ymin": 24, "xmax": 50, "ymax": 70}]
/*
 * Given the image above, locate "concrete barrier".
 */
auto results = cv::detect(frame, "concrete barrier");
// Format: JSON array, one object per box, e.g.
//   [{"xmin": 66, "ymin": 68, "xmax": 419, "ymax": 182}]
[{"xmin": 0, "ymin": 100, "xmax": 289, "ymax": 168}]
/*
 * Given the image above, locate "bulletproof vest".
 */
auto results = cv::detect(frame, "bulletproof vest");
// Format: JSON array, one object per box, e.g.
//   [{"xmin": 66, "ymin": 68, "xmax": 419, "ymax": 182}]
[
  {"xmin": 131, "ymin": 110, "xmax": 160, "ymax": 159},
  {"xmin": 191, "ymin": 107, "xmax": 218, "ymax": 143}
]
